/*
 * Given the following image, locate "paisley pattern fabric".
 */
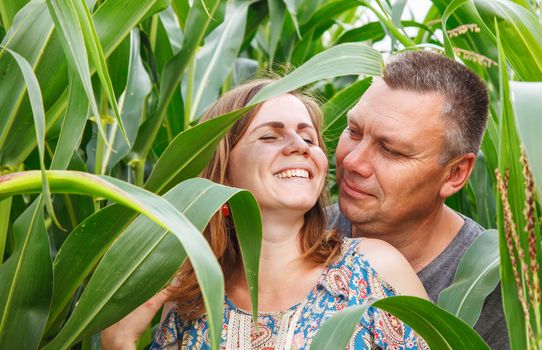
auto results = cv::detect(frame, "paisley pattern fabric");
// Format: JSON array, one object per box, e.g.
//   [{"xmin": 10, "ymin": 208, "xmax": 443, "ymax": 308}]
[{"xmin": 150, "ymin": 238, "xmax": 427, "ymax": 349}]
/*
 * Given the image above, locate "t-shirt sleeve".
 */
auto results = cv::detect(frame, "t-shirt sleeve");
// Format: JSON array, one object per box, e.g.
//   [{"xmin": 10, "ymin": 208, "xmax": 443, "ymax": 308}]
[{"xmin": 349, "ymin": 244, "xmax": 428, "ymax": 349}]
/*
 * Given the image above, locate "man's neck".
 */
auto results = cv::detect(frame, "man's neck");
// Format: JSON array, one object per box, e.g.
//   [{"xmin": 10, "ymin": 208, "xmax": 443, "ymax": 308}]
[{"xmin": 352, "ymin": 205, "xmax": 465, "ymax": 272}]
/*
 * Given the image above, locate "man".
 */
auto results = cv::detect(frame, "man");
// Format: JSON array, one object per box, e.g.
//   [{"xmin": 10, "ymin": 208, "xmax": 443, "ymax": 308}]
[{"xmin": 328, "ymin": 50, "xmax": 508, "ymax": 349}]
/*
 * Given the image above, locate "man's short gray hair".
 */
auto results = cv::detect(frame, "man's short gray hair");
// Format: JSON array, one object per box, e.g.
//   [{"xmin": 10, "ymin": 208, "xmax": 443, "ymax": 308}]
[{"xmin": 383, "ymin": 50, "xmax": 489, "ymax": 163}]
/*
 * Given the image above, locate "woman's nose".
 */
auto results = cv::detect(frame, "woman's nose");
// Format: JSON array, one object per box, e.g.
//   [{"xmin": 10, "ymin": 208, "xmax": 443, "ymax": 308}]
[{"xmin": 283, "ymin": 134, "xmax": 311, "ymax": 157}]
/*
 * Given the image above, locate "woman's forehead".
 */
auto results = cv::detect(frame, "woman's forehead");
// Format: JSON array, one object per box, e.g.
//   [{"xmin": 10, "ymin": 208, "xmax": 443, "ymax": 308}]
[{"xmin": 248, "ymin": 94, "xmax": 314, "ymax": 130}]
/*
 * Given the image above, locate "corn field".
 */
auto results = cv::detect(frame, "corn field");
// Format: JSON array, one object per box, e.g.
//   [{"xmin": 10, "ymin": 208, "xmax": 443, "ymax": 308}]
[{"xmin": 0, "ymin": 0, "xmax": 541, "ymax": 349}]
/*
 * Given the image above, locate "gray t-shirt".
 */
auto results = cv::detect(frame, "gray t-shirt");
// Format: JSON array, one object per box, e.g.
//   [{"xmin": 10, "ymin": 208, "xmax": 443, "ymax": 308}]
[{"xmin": 327, "ymin": 203, "xmax": 509, "ymax": 350}]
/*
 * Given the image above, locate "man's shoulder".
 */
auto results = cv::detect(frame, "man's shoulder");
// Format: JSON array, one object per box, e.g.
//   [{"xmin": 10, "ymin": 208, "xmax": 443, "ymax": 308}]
[
  {"xmin": 418, "ymin": 213, "xmax": 486, "ymax": 299},
  {"xmin": 326, "ymin": 203, "xmax": 352, "ymax": 238}
]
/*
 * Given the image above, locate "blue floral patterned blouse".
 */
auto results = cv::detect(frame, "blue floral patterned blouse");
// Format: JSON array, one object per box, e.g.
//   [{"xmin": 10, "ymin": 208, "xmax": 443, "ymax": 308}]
[{"xmin": 150, "ymin": 238, "xmax": 426, "ymax": 349}]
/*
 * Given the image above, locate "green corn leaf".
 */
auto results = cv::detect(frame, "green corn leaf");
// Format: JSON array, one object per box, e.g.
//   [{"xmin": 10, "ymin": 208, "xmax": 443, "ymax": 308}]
[
  {"xmin": 102, "ymin": 28, "xmax": 152, "ymax": 173},
  {"xmin": 0, "ymin": 45, "xmax": 59, "ymax": 228},
  {"xmin": 0, "ymin": 0, "xmax": 53, "ymax": 166},
  {"xmin": 0, "ymin": 0, "xmax": 160, "ymax": 168},
  {"xmin": 189, "ymin": 0, "xmax": 252, "ymax": 120},
  {"xmin": 0, "ymin": 196, "xmax": 53, "ymax": 349},
  {"xmin": 511, "ymin": 81, "xmax": 542, "ymax": 203},
  {"xmin": 0, "ymin": 170, "xmax": 224, "ymax": 350},
  {"xmin": 48, "ymin": 178, "xmax": 261, "ymax": 340},
  {"xmin": 438, "ymin": 229, "xmax": 500, "ymax": 326},
  {"xmin": 268, "ymin": 0, "xmax": 286, "ymax": 65},
  {"xmin": 495, "ymin": 24, "xmax": 528, "ymax": 350},
  {"xmin": 322, "ymin": 77, "xmax": 372, "ymax": 155},
  {"xmin": 131, "ymin": 0, "xmax": 223, "ymax": 161},
  {"xmin": 474, "ymin": 0, "xmax": 542, "ymax": 81},
  {"xmin": 45, "ymin": 204, "xmax": 136, "ymax": 333},
  {"xmin": 45, "ymin": 0, "xmax": 110, "ymax": 147},
  {"xmin": 311, "ymin": 296, "xmax": 489, "ymax": 350},
  {"xmin": 251, "ymin": 43, "xmax": 382, "ymax": 103},
  {"xmin": 73, "ymin": 0, "xmax": 130, "ymax": 145},
  {"xmin": 0, "ymin": 0, "xmax": 29, "ymax": 30},
  {"xmin": 50, "ymin": 71, "xmax": 89, "ymax": 170}
]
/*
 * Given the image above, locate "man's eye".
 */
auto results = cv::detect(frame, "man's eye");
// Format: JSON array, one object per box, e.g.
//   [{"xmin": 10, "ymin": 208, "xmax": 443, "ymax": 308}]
[
  {"xmin": 381, "ymin": 144, "xmax": 402, "ymax": 157},
  {"xmin": 346, "ymin": 127, "xmax": 361, "ymax": 138}
]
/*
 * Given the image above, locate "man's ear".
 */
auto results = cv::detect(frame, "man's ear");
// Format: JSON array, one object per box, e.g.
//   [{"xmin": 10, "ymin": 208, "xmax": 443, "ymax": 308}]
[{"xmin": 439, "ymin": 153, "xmax": 476, "ymax": 198}]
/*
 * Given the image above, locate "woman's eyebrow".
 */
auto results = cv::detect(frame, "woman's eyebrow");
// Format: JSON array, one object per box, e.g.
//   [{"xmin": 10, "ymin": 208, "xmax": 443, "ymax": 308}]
[
  {"xmin": 252, "ymin": 121, "xmax": 315, "ymax": 131},
  {"xmin": 252, "ymin": 121, "xmax": 284, "ymax": 131},
  {"xmin": 297, "ymin": 122, "xmax": 315, "ymax": 130}
]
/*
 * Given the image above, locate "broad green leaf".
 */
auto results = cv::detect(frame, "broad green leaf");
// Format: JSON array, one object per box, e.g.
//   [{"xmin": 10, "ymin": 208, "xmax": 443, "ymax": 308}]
[
  {"xmin": 0, "ymin": 170, "xmax": 223, "ymax": 350},
  {"xmin": 337, "ymin": 20, "xmax": 434, "ymax": 45},
  {"xmin": 268, "ymin": 0, "xmax": 286, "ymax": 65},
  {"xmin": 171, "ymin": 0, "xmax": 189, "ymax": 30},
  {"xmin": 300, "ymin": 0, "xmax": 359, "ymax": 39},
  {"xmin": 131, "ymin": 0, "xmax": 222, "ymax": 160},
  {"xmin": 337, "ymin": 21, "xmax": 386, "ymax": 44},
  {"xmin": 0, "ymin": 196, "xmax": 52, "ymax": 349},
  {"xmin": 45, "ymin": 204, "xmax": 136, "ymax": 332},
  {"xmin": 1, "ymin": 0, "xmax": 160, "ymax": 167},
  {"xmin": 467, "ymin": 155, "xmax": 496, "ymax": 229},
  {"xmin": 0, "ymin": 0, "xmax": 29, "ymax": 30},
  {"xmin": 50, "ymin": 71, "xmax": 88, "ymax": 170},
  {"xmin": 252, "ymin": 43, "xmax": 382, "ymax": 103},
  {"xmin": 159, "ymin": 5, "xmax": 183, "ymax": 54},
  {"xmin": 283, "ymin": 0, "xmax": 301, "ymax": 38},
  {"xmin": 189, "ymin": 1, "xmax": 251, "ymax": 120},
  {"xmin": 438, "ymin": 229, "xmax": 500, "ymax": 326},
  {"xmin": 45, "ymin": 0, "xmax": 110, "ymax": 147},
  {"xmin": 102, "ymin": 29, "xmax": 152, "ymax": 173},
  {"xmin": 358, "ymin": 0, "xmax": 415, "ymax": 48},
  {"xmin": 495, "ymin": 25, "xmax": 528, "ymax": 350},
  {"xmin": 311, "ymin": 296, "xmax": 489, "ymax": 349},
  {"xmin": 0, "ymin": 45, "xmax": 58, "ymax": 228},
  {"xmin": 144, "ymin": 107, "xmax": 253, "ymax": 194},
  {"xmin": 511, "ymin": 81, "xmax": 542, "ymax": 203},
  {"xmin": 73, "ymin": 0, "xmax": 130, "ymax": 146},
  {"xmin": 0, "ymin": 0, "xmax": 53, "ymax": 163},
  {"xmin": 474, "ymin": 0, "xmax": 542, "ymax": 81},
  {"xmin": 68, "ymin": 178, "xmax": 261, "ymax": 337},
  {"xmin": 145, "ymin": 43, "xmax": 383, "ymax": 195},
  {"xmin": 322, "ymin": 77, "xmax": 372, "ymax": 155},
  {"xmin": 0, "ymin": 198, "xmax": 11, "ymax": 264}
]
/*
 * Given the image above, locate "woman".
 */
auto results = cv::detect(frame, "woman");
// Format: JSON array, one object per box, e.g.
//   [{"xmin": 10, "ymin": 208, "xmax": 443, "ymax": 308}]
[{"xmin": 102, "ymin": 80, "xmax": 428, "ymax": 349}]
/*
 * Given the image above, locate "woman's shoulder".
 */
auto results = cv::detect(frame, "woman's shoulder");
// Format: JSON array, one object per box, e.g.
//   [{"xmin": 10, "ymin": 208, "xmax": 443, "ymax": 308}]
[{"xmin": 335, "ymin": 238, "xmax": 427, "ymax": 299}]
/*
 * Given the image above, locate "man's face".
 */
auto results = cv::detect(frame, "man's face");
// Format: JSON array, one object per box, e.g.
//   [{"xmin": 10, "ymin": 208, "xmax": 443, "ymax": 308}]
[{"xmin": 336, "ymin": 79, "xmax": 451, "ymax": 234}]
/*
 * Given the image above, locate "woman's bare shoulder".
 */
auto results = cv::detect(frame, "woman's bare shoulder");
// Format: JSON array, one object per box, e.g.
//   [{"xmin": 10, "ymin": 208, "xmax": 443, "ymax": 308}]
[{"xmin": 355, "ymin": 238, "xmax": 428, "ymax": 299}]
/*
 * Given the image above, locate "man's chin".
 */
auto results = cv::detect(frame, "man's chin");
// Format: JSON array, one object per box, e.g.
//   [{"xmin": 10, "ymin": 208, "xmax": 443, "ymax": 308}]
[{"xmin": 338, "ymin": 198, "xmax": 377, "ymax": 225}]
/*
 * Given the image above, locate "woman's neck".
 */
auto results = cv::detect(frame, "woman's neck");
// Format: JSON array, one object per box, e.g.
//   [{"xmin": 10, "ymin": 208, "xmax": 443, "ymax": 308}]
[{"xmin": 227, "ymin": 210, "xmax": 324, "ymax": 312}]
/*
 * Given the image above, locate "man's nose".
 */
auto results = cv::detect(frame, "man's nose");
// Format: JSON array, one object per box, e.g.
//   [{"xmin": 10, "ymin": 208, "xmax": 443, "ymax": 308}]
[
  {"xmin": 342, "ymin": 141, "xmax": 373, "ymax": 178},
  {"xmin": 283, "ymin": 134, "xmax": 311, "ymax": 157}
]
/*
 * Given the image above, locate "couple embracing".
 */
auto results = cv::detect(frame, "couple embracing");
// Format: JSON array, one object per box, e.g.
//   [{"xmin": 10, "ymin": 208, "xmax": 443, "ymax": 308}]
[{"xmin": 102, "ymin": 51, "xmax": 507, "ymax": 349}]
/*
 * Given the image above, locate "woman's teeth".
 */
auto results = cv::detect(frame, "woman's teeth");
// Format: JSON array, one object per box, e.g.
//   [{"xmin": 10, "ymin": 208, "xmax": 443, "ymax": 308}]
[{"xmin": 274, "ymin": 169, "xmax": 309, "ymax": 179}]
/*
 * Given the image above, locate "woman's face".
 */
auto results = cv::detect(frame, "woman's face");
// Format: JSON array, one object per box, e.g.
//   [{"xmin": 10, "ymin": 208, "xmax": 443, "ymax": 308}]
[{"xmin": 228, "ymin": 94, "xmax": 328, "ymax": 214}]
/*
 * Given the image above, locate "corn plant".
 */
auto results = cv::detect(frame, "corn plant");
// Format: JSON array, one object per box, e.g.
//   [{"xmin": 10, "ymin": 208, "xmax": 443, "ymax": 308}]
[{"xmin": 0, "ymin": 0, "xmax": 541, "ymax": 349}]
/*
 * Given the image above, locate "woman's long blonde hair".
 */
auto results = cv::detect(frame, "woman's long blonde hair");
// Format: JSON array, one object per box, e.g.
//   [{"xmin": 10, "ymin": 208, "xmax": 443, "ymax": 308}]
[{"xmin": 167, "ymin": 79, "xmax": 341, "ymax": 319}]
